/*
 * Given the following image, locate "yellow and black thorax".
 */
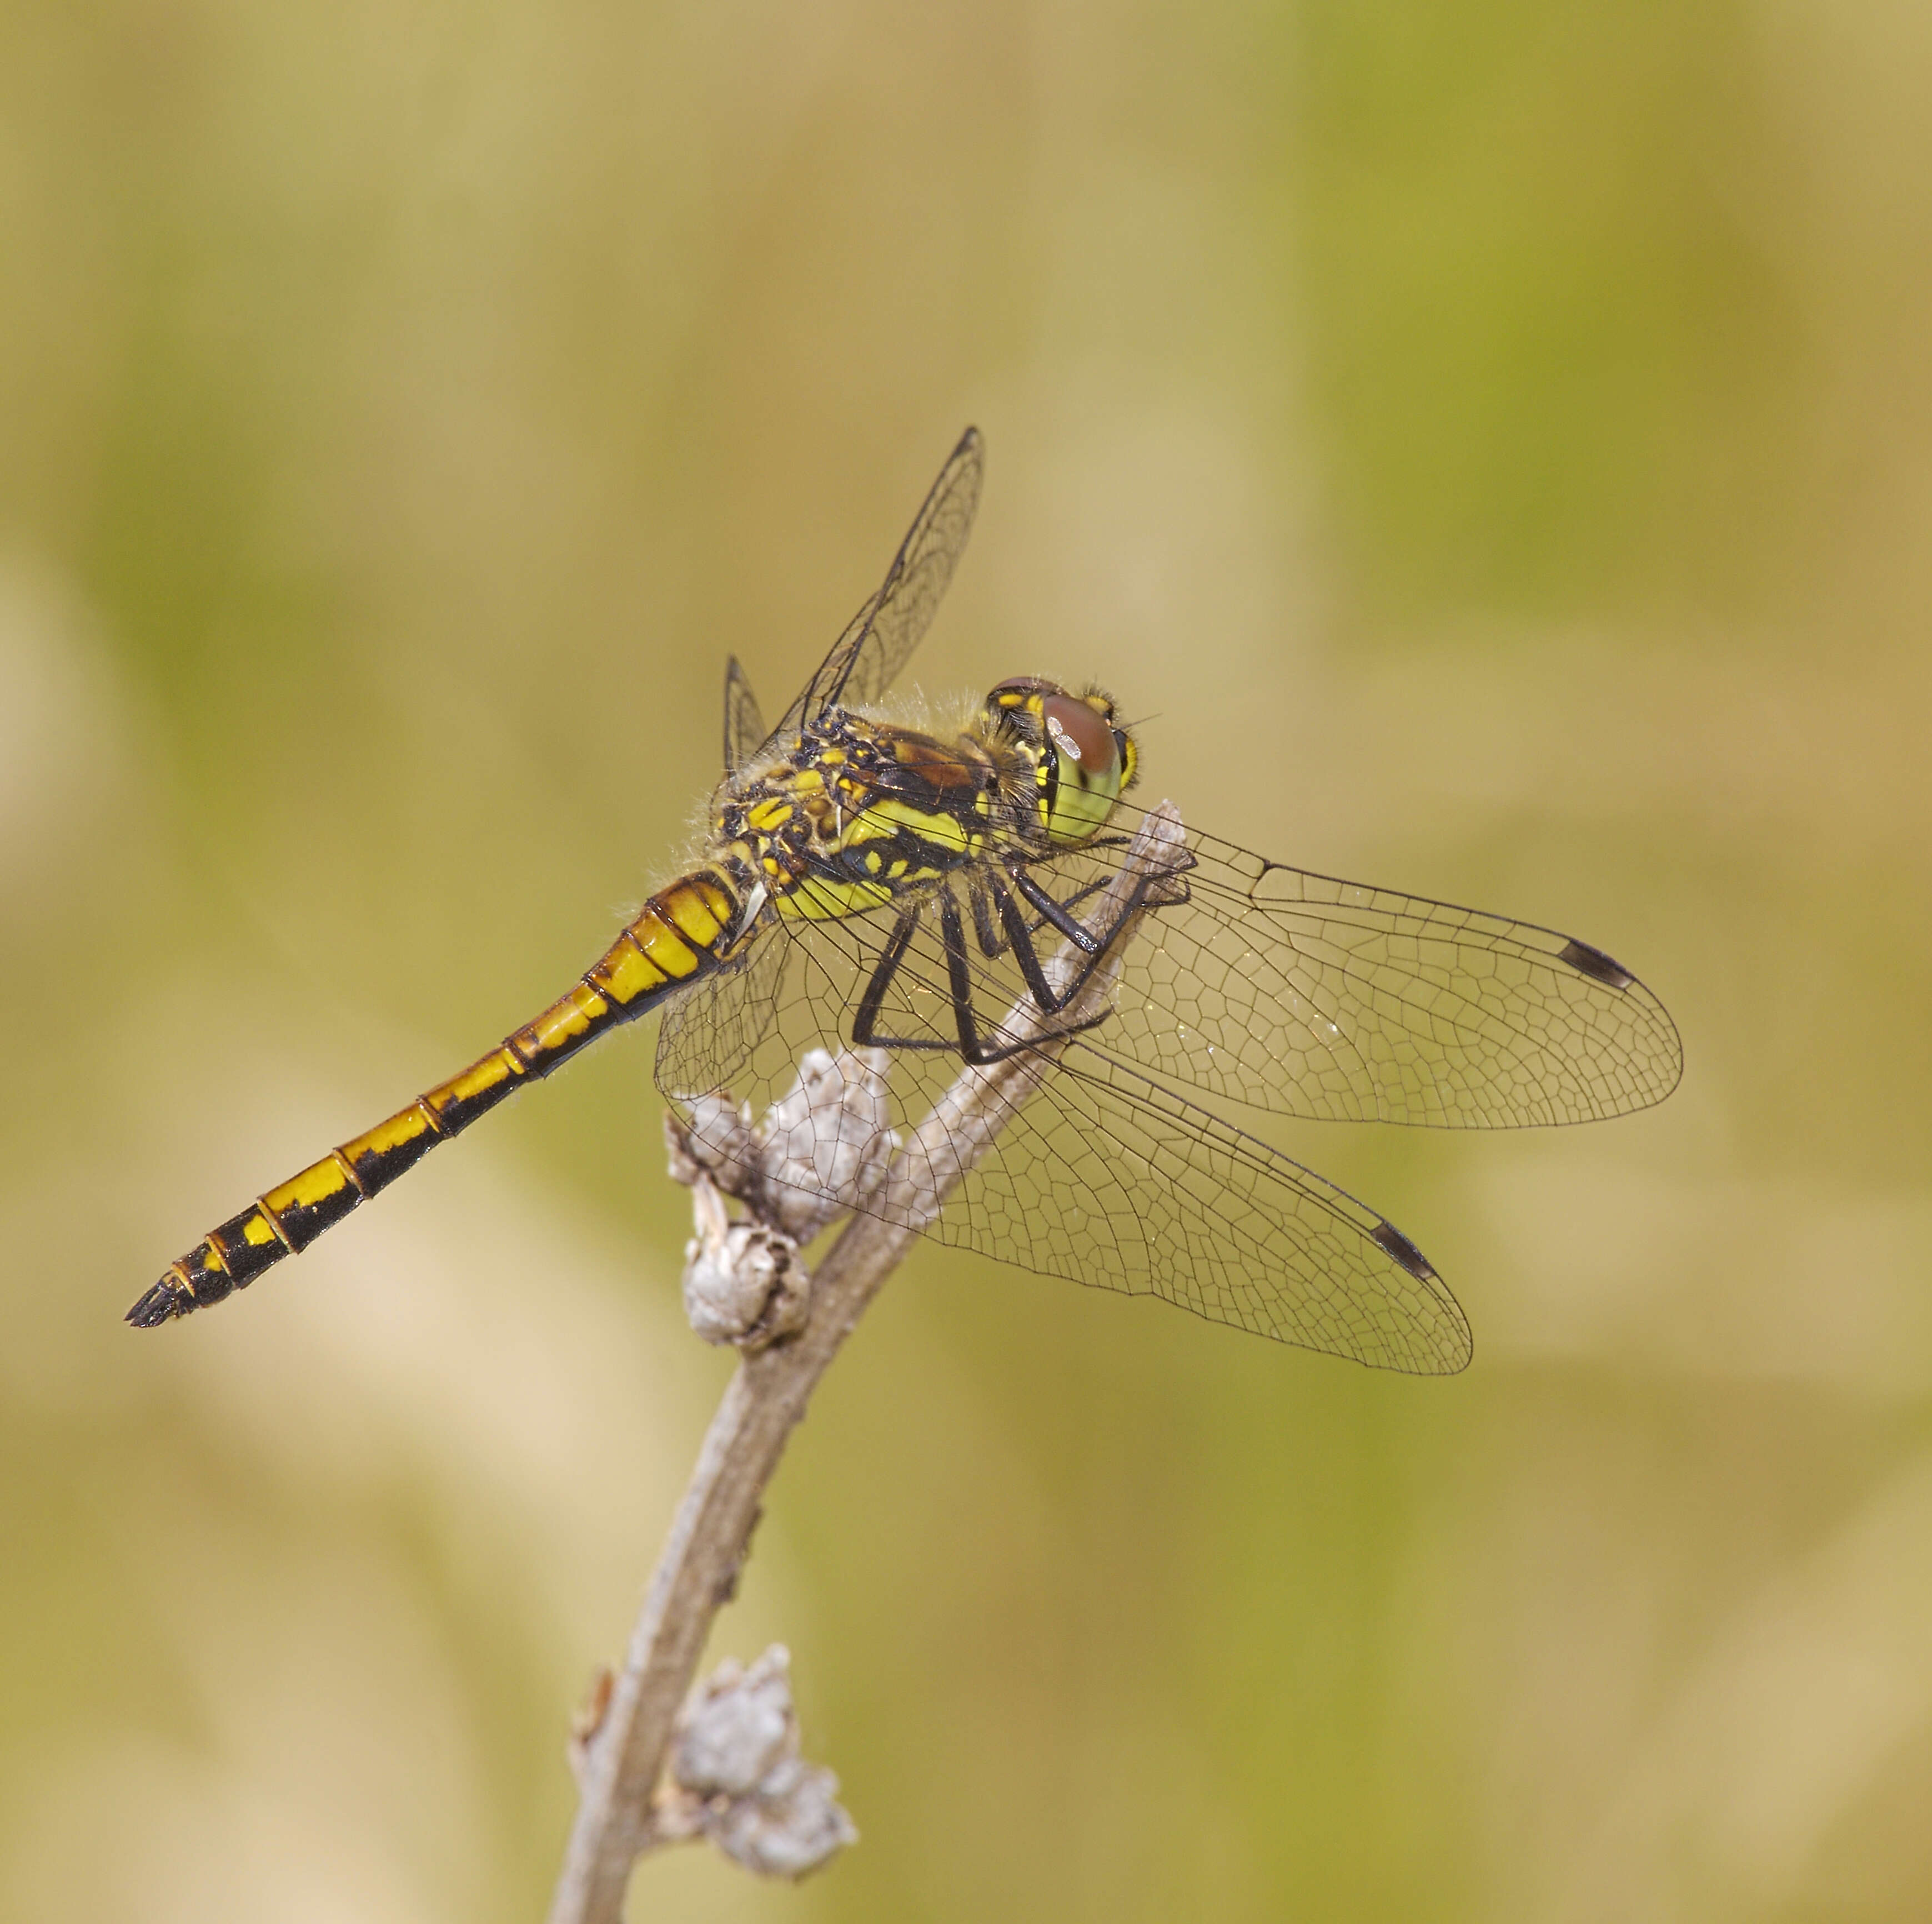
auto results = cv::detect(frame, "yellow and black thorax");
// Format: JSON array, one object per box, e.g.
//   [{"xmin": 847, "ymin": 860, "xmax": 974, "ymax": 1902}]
[{"xmin": 720, "ymin": 683, "xmax": 1137, "ymax": 926}]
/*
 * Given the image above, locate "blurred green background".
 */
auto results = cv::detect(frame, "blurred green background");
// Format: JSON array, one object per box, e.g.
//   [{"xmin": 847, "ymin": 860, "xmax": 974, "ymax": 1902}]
[{"xmin": 4, "ymin": 1, "xmax": 1931, "ymax": 1918}]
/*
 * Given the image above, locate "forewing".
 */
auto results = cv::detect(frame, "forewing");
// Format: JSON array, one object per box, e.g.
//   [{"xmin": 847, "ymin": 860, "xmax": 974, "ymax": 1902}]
[
  {"xmin": 721, "ymin": 656, "xmax": 766, "ymax": 776},
  {"xmin": 1025, "ymin": 806, "xmax": 1683, "ymax": 1128},
  {"xmin": 765, "ymin": 427, "xmax": 985, "ymax": 753}
]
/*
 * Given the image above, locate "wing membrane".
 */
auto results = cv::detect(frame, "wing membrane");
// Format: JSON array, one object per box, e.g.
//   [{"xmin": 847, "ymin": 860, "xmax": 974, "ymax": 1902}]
[
  {"xmin": 721, "ymin": 656, "xmax": 767, "ymax": 776},
  {"xmin": 761, "ymin": 427, "xmax": 985, "ymax": 756},
  {"xmin": 1019, "ymin": 804, "xmax": 1683, "ymax": 1128},
  {"xmin": 654, "ymin": 783, "xmax": 1669, "ymax": 1369},
  {"xmin": 656, "ymin": 921, "xmax": 791, "ymax": 1101},
  {"xmin": 915, "ymin": 1043, "xmax": 1471, "ymax": 1372},
  {"xmin": 661, "ymin": 886, "xmax": 1470, "ymax": 1374}
]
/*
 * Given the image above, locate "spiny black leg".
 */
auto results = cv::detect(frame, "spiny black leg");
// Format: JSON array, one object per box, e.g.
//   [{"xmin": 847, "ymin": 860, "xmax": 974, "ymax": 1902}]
[
  {"xmin": 970, "ymin": 884, "xmax": 1005, "ymax": 959},
  {"xmin": 992, "ymin": 879, "xmax": 1067, "ymax": 1012},
  {"xmin": 939, "ymin": 896, "xmax": 983, "ymax": 1059},
  {"xmin": 1011, "ymin": 868, "xmax": 1104, "ymax": 953},
  {"xmin": 1012, "ymin": 863, "xmax": 1152, "ymax": 980},
  {"xmin": 1010, "ymin": 836, "xmax": 1191, "ymax": 946},
  {"xmin": 850, "ymin": 908, "xmax": 961, "ymax": 1053},
  {"xmin": 937, "ymin": 893, "xmax": 1114, "ymax": 1065},
  {"xmin": 852, "ymin": 909, "xmax": 917, "ymax": 1040},
  {"xmin": 1007, "ymin": 859, "xmax": 1183, "ymax": 1018},
  {"xmin": 851, "ymin": 856, "xmax": 1169, "ymax": 1070}
]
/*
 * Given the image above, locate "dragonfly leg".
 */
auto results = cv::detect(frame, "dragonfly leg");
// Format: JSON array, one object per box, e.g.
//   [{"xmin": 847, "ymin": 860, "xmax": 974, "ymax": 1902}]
[
  {"xmin": 937, "ymin": 895, "xmax": 1111, "ymax": 1065},
  {"xmin": 849, "ymin": 906, "xmax": 968, "ymax": 1054},
  {"xmin": 1008, "ymin": 867, "xmax": 1106, "ymax": 954},
  {"xmin": 1000, "ymin": 828, "xmax": 1142, "ymax": 937},
  {"xmin": 847, "ymin": 894, "xmax": 1107, "ymax": 1065},
  {"xmin": 971, "ymin": 866, "xmax": 1117, "ymax": 968},
  {"xmin": 1004, "ymin": 847, "xmax": 1191, "ymax": 1014},
  {"xmin": 850, "ymin": 841, "xmax": 1188, "ymax": 1066},
  {"xmin": 990, "ymin": 879, "xmax": 1070, "ymax": 1008},
  {"xmin": 970, "ymin": 884, "xmax": 1005, "ymax": 958}
]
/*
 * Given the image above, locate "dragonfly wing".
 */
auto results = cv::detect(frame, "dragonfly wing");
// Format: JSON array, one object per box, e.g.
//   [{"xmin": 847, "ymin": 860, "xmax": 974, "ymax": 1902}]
[
  {"xmin": 655, "ymin": 922, "xmax": 791, "ymax": 1103},
  {"xmin": 1023, "ymin": 807, "xmax": 1684, "ymax": 1128},
  {"xmin": 916, "ymin": 1041, "xmax": 1472, "ymax": 1373},
  {"xmin": 661, "ymin": 890, "xmax": 1468, "ymax": 1372},
  {"xmin": 762, "ymin": 427, "xmax": 985, "ymax": 755},
  {"xmin": 721, "ymin": 656, "xmax": 767, "ymax": 776}
]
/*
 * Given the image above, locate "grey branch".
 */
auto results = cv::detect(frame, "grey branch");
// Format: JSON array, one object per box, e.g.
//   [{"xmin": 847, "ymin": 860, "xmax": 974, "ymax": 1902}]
[{"xmin": 545, "ymin": 802, "xmax": 1189, "ymax": 1924}]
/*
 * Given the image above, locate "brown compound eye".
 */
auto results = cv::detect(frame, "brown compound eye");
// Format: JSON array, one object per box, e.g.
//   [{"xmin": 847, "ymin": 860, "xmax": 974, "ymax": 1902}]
[{"xmin": 1040, "ymin": 694, "xmax": 1118, "ymax": 777}]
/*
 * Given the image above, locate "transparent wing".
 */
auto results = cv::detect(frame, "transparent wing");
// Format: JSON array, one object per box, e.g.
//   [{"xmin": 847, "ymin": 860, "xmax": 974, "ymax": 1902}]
[
  {"xmin": 665, "ymin": 891, "xmax": 1471, "ymax": 1374},
  {"xmin": 1017, "ymin": 802, "xmax": 1683, "ymax": 1128},
  {"xmin": 656, "ymin": 921, "xmax": 791, "ymax": 1101},
  {"xmin": 760, "ymin": 427, "xmax": 985, "ymax": 756},
  {"xmin": 721, "ymin": 656, "xmax": 766, "ymax": 776},
  {"xmin": 925, "ymin": 1043, "xmax": 1471, "ymax": 1372}
]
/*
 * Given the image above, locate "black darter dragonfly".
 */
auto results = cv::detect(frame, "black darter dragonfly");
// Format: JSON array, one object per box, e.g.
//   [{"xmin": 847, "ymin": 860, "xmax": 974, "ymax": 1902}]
[{"xmin": 131, "ymin": 429, "xmax": 1681, "ymax": 1372}]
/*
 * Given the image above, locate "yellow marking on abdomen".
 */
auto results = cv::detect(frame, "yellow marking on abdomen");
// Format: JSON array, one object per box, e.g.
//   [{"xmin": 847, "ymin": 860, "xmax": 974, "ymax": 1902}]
[
  {"xmin": 340, "ymin": 1106, "xmax": 435, "ymax": 1169},
  {"xmin": 509, "ymin": 981, "xmax": 609, "ymax": 1063},
  {"xmin": 263, "ymin": 1153, "xmax": 360, "ymax": 1220},
  {"xmin": 129, "ymin": 865, "xmax": 750, "ymax": 1328},
  {"xmin": 424, "ymin": 1046, "xmax": 524, "ymax": 1126},
  {"xmin": 662, "ymin": 874, "xmax": 732, "ymax": 947}
]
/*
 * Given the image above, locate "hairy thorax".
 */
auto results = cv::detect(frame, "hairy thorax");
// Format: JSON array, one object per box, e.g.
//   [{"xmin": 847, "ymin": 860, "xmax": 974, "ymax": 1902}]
[{"xmin": 717, "ymin": 709, "xmax": 1038, "ymax": 924}]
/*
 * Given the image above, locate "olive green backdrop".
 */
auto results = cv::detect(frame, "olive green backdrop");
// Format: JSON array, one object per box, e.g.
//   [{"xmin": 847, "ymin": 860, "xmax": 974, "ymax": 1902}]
[{"xmin": 4, "ymin": 2, "xmax": 1930, "ymax": 1918}]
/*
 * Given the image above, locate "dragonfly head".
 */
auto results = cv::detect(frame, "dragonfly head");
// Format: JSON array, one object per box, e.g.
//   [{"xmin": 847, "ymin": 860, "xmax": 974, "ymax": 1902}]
[{"xmin": 983, "ymin": 678, "xmax": 1138, "ymax": 846}]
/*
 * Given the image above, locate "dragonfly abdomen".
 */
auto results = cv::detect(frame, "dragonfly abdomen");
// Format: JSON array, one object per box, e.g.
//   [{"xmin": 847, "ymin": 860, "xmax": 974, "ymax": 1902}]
[{"xmin": 128, "ymin": 868, "xmax": 746, "ymax": 1327}]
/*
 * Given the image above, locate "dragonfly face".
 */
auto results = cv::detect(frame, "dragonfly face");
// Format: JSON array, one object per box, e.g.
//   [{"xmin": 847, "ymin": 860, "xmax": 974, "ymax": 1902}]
[
  {"xmin": 983, "ymin": 679, "xmax": 1137, "ymax": 849},
  {"xmin": 134, "ymin": 427, "xmax": 1681, "ymax": 1373}
]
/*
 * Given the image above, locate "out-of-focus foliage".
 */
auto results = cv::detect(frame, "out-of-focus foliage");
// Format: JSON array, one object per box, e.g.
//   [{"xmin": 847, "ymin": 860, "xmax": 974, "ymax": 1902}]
[{"xmin": 4, "ymin": 1, "xmax": 1930, "ymax": 1918}]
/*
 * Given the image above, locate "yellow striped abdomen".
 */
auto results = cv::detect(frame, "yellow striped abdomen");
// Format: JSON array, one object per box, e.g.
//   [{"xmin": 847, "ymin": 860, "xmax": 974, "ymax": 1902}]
[{"xmin": 128, "ymin": 869, "xmax": 745, "ymax": 1327}]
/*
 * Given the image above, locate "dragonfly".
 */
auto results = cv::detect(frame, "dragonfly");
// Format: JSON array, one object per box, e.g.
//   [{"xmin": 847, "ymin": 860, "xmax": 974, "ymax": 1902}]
[{"xmin": 130, "ymin": 428, "xmax": 1681, "ymax": 1372}]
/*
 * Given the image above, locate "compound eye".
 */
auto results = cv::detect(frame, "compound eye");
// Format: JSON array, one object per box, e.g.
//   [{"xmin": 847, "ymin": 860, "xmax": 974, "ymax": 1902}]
[
  {"xmin": 1038, "ymin": 693, "xmax": 1124, "ymax": 846},
  {"xmin": 1040, "ymin": 694, "xmax": 1118, "ymax": 778}
]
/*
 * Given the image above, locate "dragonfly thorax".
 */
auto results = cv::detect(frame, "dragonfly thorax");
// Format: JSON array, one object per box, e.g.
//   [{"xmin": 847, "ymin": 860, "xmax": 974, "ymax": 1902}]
[{"xmin": 712, "ymin": 685, "xmax": 1136, "ymax": 928}]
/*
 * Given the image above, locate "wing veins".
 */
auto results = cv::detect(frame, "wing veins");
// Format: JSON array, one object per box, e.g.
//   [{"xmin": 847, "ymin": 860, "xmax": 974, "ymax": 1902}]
[{"xmin": 756, "ymin": 427, "xmax": 985, "ymax": 760}]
